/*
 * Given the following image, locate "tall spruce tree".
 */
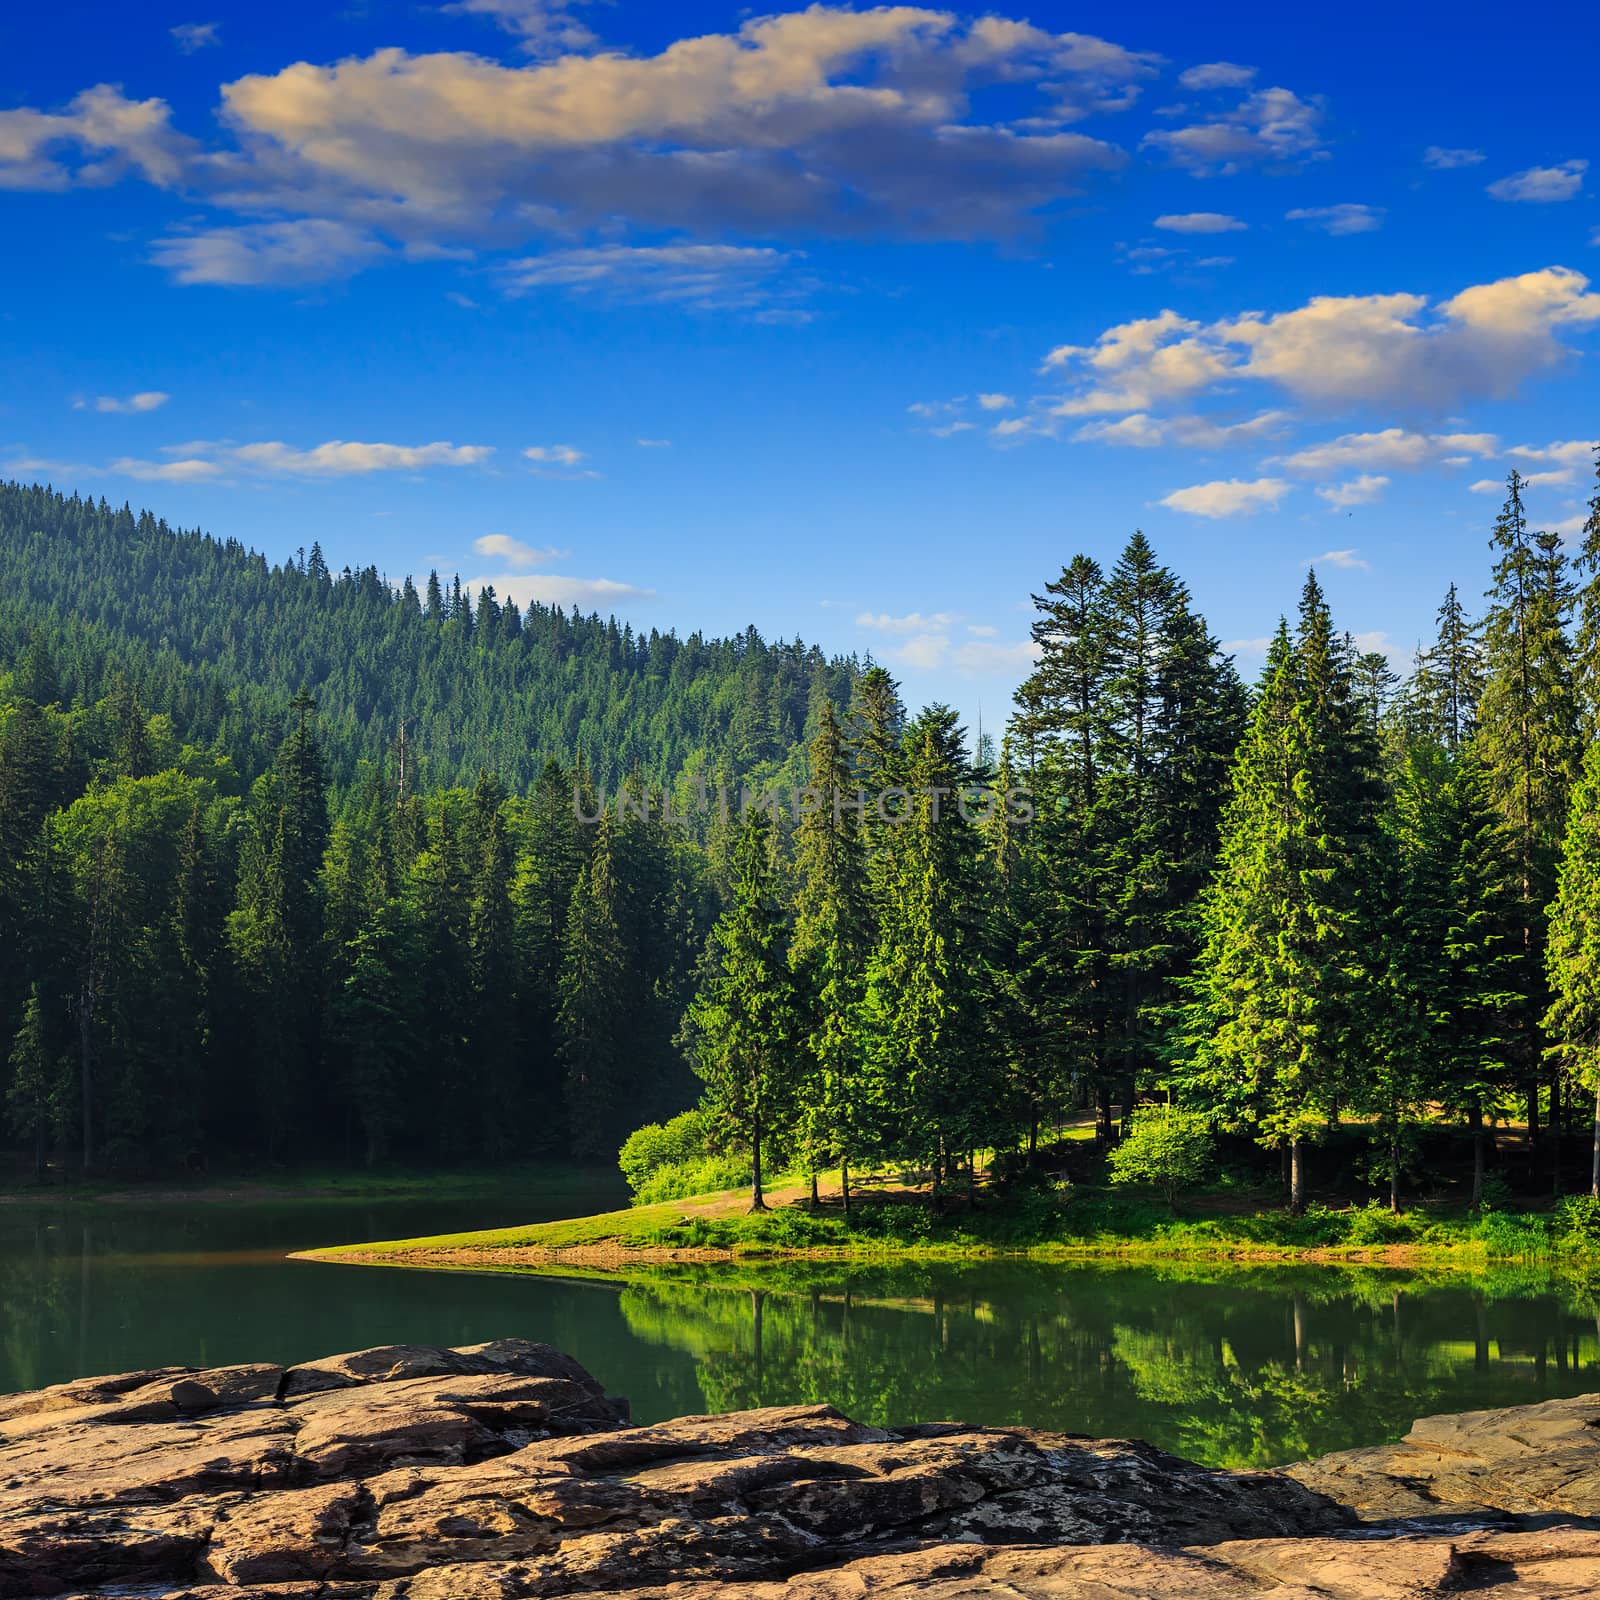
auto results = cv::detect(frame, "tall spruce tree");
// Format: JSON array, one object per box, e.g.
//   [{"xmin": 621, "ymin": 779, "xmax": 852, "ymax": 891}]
[
  {"xmin": 789, "ymin": 703, "xmax": 872, "ymax": 1209},
  {"xmin": 1574, "ymin": 447, "xmax": 1600, "ymax": 739},
  {"xmin": 1546, "ymin": 740, "xmax": 1600, "ymax": 1195},
  {"xmin": 1474, "ymin": 471, "xmax": 1581, "ymax": 1166},
  {"xmin": 686, "ymin": 807, "xmax": 798, "ymax": 1210}
]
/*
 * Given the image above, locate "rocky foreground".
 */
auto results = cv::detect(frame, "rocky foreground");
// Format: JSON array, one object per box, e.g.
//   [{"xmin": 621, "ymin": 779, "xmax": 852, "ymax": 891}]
[{"xmin": 5, "ymin": 1343, "xmax": 1600, "ymax": 1598}]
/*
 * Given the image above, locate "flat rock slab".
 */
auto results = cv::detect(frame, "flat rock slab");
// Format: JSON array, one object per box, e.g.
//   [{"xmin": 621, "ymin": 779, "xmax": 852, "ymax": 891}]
[{"xmin": 6, "ymin": 1343, "xmax": 1600, "ymax": 1598}]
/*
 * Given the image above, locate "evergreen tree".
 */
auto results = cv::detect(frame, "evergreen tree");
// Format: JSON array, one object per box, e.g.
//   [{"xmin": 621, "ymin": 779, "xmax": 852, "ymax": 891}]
[
  {"xmin": 686, "ymin": 808, "xmax": 798, "ymax": 1210},
  {"xmin": 1574, "ymin": 447, "xmax": 1600, "ymax": 738},
  {"xmin": 789, "ymin": 702, "xmax": 872, "ymax": 1207},
  {"xmin": 1546, "ymin": 740, "xmax": 1600, "ymax": 1195}
]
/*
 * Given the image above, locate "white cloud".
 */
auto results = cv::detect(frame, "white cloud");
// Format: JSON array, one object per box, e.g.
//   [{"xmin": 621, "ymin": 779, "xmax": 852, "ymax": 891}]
[
  {"xmin": 1471, "ymin": 469, "xmax": 1573, "ymax": 492},
  {"xmin": 1222, "ymin": 636, "xmax": 1273, "ymax": 659},
  {"xmin": 1275, "ymin": 428, "xmax": 1498, "ymax": 476},
  {"xmin": 1315, "ymin": 478, "xmax": 1388, "ymax": 510},
  {"xmin": 80, "ymin": 390, "xmax": 170, "ymax": 414},
  {"xmin": 500, "ymin": 245, "xmax": 802, "ymax": 313},
  {"xmin": 1142, "ymin": 86, "xmax": 1327, "ymax": 176},
  {"xmin": 1303, "ymin": 545, "xmax": 1371, "ymax": 566},
  {"xmin": 1043, "ymin": 267, "xmax": 1600, "ymax": 419},
  {"xmin": 1423, "ymin": 145, "xmax": 1485, "ymax": 170},
  {"xmin": 0, "ymin": 84, "xmax": 191, "ymax": 191},
  {"xmin": 440, "ymin": 0, "xmax": 600, "ymax": 57},
  {"xmin": 1177, "ymin": 62, "xmax": 1258, "ymax": 91},
  {"xmin": 966, "ymin": 623, "xmax": 998, "ymax": 637},
  {"xmin": 976, "ymin": 393, "xmax": 1015, "ymax": 410},
  {"xmin": 469, "ymin": 572, "xmax": 656, "ymax": 611},
  {"xmin": 1073, "ymin": 408, "xmax": 1291, "ymax": 449},
  {"xmin": 1487, "ymin": 160, "xmax": 1587, "ymax": 203},
  {"xmin": 108, "ymin": 456, "xmax": 223, "ymax": 483},
  {"xmin": 636, "ymin": 437, "xmax": 672, "ymax": 448},
  {"xmin": 1507, "ymin": 438, "xmax": 1598, "ymax": 468},
  {"xmin": 856, "ymin": 610, "xmax": 960, "ymax": 634},
  {"xmin": 170, "ymin": 21, "xmax": 220, "ymax": 53},
  {"xmin": 1153, "ymin": 211, "xmax": 1247, "ymax": 233},
  {"xmin": 151, "ymin": 220, "xmax": 387, "ymax": 286},
  {"xmin": 106, "ymin": 438, "xmax": 491, "ymax": 479},
  {"xmin": 523, "ymin": 444, "xmax": 586, "ymax": 467},
  {"xmin": 473, "ymin": 533, "xmax": 567, "ymax": 566},
  {"xmin": 1285, "ymin": 202, "xmax": 1384, "ymax": 235},
  {"xmin": 1158, "ymin": 476, "xmax": 1291, "ymax": 518}
]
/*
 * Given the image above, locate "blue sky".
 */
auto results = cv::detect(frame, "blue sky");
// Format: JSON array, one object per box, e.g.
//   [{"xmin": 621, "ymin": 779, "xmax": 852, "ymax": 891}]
[{"xmin": 2, "ymin": 0, "xmax": 1596, "ymax": 730}]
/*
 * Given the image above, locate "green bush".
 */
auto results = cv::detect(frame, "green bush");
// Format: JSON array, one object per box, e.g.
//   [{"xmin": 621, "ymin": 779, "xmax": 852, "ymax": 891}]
[
  {"xmin": 1342, "ymin": 1202, "xmax": 1423, "ymax": 1245},
  {"xmin": 619, "ymin": 1111, "xmax": 712, "ymax": 1195},
  {"xmin": 1473, "ymin": 1209, "xmax": 1551, "ymax": 1259},
  {"xmin": 1106, "ymin": 1108, "xmax": 1213, "ymax": 1206},
  {"xmin": 632, "ymin": 1152, "xmax": 753, "ymax": 1206},
  {"xmin": 1555, "ymin": 1194, "xmax": 1600, "ymax": 1250}
]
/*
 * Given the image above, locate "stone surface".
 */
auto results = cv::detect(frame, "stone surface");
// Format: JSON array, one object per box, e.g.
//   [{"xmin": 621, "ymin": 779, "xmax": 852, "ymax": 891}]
[{"xmin": 8, "ymin": 1343, "xmax": 1600, "ymax": 1598}]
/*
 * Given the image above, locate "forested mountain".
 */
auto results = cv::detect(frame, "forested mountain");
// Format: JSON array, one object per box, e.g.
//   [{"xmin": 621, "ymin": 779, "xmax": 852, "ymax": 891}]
[
  {"xmin": 0, "ymin": 481, "xmax": 856, "ymax": 795},
  {"xmin": 5, "ymin": 456, "xmax": 1600, "ymax": 1206}
]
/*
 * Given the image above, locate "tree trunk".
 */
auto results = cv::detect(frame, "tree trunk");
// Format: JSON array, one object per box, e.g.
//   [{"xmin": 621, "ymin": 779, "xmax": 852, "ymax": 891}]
[
  {"xmin": 1528, "ymin": 1081, "xmax": 1540, "ymax": 1144},
  {"xmin": 1552, "ymin": 1068, "xmax": 1564, "ymax": 1197},
  {"xmin": 841, "ymin": 1157, "xmax": 852, "ymax": 1218},
  {"xmin": 749, "ymin": 1113, "xmax": 768, "ymax": 1212},
  {"xmin": 1389, "ymin": 1129, "xmax": 1401, "ymax": 1214},
  {"xmin": 1289, "ymin": 1138, "xmax": 1306, "ymax": 1215},
  {"xmin": 1591, "ymin": 1077, "xmax": 1600, "ymax": 1200},
  {"xmin": 1095, "ymin": 1086, "xmax": 1113, "ymax": 1144},
  {"xmin": 1470, "ymin": 1107, "xmax": 1485, "ymax": 1208},
  {"xmin": 810, "ymin": 1167, "xmax": 819, "ymax": 1206},
  {"xmin": 77, "ymin": 987, "xmax": 93, "ymax": 1175}
]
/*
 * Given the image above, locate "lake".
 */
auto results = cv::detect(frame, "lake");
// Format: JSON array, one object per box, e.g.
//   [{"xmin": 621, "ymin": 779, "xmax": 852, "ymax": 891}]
[{"xmin": 4, "ymin": 1183, "xmax": 1598, "ymax": 1469}]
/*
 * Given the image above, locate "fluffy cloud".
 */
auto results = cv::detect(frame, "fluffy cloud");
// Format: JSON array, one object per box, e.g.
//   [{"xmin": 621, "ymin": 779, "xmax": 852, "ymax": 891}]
[
  {"xmin": 1042, "ymin": 267, "xmax": 1600, "ymax": 417},
  {"xmin": 1275, "ymin": 428, "xmax": 1498, "ymax": 475},
  {"xmin": 211, "ymin": 13, "xmax": 1147, "ymax": 244},
  {"xmin": 1158, "ymin": 477, "xmax": 1290, "ymax": 517},
  {"xmin": 1470, "ymin": 469, "xmax": 1573, "ymax": 492},
  {"xmin": 473, "ymin": 533, "xmax": 567, "ymax": 566},
  {"xmin": 1487, "ymin": 160, "xmax": 1587, "ymax": 203},
  {"xmin": 80, "ymin": 391, "xmax": 170, "ymax": 414},
  {"xmin": 150, "ymin": 220, "xmax": 388, "ymax": 286},
  {"xmin": 0, "ymin": 84, "xmax": 191, "ymax": 191},
  {"xmin": 976, "ymin": 393, "xmax": 1015, "ymax": 410},
  {"xmin": 1153, "ymin": 211, "xmax": 1247, "ymax": 233},
  {"xmin": 1141, "ymin": 87, "xmax": 1327, "ymax": 175},
  {"xmin": 1303, "ymin": 545, "xmax": 1371, "ymax": 565},
  {"xmin": 1506, "ymin": 438, "xmax": 1599, "ymax": 468},
  {"xmin": 1314, "ymin": 478, "xmax": 1387, "ymax": 510},
  {"xmin": 1423, "ymin": 145, "xmax": 1484, "ymax": 169},
  {"xmin": 1285, "ymin": 202, "xmax": 1384, "ymax": 235},
  {"xmin": 1177, "ymin": 62, "xmax": 1258, "ymax": 91}
]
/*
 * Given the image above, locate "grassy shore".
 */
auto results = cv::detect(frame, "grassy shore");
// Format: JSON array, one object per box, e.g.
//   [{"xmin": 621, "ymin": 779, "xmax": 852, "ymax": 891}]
[{"xmin": 297, "ymin": 1176, "xmax": 1600, "ymax": 1273}]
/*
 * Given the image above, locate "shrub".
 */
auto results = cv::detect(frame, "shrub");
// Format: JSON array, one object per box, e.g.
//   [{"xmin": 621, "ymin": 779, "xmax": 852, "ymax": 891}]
[
  {"xmin": 619, "ymin": 1111, "xmax": 711, "ymax": 1195},
  {"xmin": 632, "ymin": 1152, "xmax": 753, "ymax": 1206},
  {"xmin": 1555, "ymin": 1194, "xmax": 1600, "ymax": 1251},
  {"xmin": 1106, "ymin": 1107, "xmax": 1213, "ymax": 1207},
  {"xmin": 1343, "ymin": 1201, "xmax": 1423, "ymax": 1245}
]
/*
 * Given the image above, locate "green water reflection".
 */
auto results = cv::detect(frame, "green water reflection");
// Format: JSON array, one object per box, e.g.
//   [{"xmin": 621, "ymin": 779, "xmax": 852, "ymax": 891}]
[{"xmin": 4, "ymin": 1196, "xmax": 1599, "ymax": 1468}]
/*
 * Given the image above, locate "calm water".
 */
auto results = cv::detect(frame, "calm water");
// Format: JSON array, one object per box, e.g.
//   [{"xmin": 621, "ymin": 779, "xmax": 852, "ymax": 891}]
[{"xmin": 5, "ymin": 1186, "xmax": 1600, "ymax": 1469}]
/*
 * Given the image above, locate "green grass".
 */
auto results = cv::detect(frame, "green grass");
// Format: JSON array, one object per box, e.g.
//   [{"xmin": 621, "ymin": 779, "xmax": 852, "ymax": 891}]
[{"xmin": 303, "ymin": 1183, "xmax": 1600, "ymax": 1271}]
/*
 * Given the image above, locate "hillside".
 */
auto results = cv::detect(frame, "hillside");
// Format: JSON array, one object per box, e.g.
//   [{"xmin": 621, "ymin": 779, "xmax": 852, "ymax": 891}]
[{"xmin": 0, "ymin": 480, "xmax": 857, "ymax": 795}]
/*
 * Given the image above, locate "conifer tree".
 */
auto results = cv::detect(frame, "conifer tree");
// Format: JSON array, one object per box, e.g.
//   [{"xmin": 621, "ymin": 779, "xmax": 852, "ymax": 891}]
[
  {"xmin": 686, "ymin": 808, "xmax": 798, "ymax": 1210},
  {"xmin": 1574, "ymin": 448, "xmax": 1600, "ymax": 738},
  {"xmin": 1546, "ymin": 740, "xmax": 1600, "ymax": 1195},
  {"xmin": 558, "ymin": 815, "xmax": 630, "ymax": 1157},
  {"xmin": 789, "ymin": 702, "xmax": 872, "ymax": 1208},
  {"xmin": 857, "ymin": 707, "xmax": 991, "ymax": 1194},
  {"xmin": 1475, "ymin": 472, "xmax": 1581, "ymax": 1162}
]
